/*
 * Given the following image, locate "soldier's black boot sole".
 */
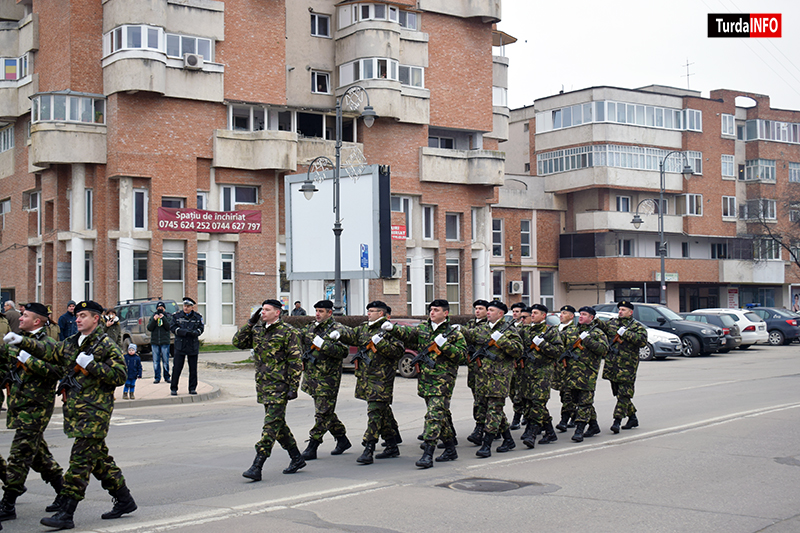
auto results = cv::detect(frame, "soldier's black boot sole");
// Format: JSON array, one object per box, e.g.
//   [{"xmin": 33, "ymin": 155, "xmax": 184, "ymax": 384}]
[
  {"xmin": 622, "ymin": 415, "xmax": 639, "ymax": 429},
  {"xmin": 242, "ymin": 453, "xmax": 267, "ymax": 481}
]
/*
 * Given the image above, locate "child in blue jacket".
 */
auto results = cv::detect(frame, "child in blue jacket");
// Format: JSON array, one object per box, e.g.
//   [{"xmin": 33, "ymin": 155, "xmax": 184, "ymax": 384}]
[{"xmin": 123, "ymin": 343, "xmax": 143, "ymax": 399}]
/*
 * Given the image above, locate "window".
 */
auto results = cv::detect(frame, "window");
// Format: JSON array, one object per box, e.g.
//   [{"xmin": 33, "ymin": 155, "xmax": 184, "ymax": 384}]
[
  {"xmin": 682, "ymin": 242, "xmax": 690, "ymax": 258},
  {"xmin": 85, "ymin": 189, "xmax": 93, "ymax": 230},
  {"xmin": 35, "ymin": 251, "xmax": 42, "ymax": 302},
  {"xmin": 424, "ymin": 258, "xmax": 434, "ymax": 307},
  {"xmin": 406, "ymin": 257, "xmax": 412, "ymax": 316},
  {"xmin": 742, "ymin": 199, "xmax": 777, "ymax": 220},
  {"xmin": 162, "ymin": 251, "xmax": 184, "ymax": 301},
  {"xmin": 520, "ymin": 220, "xmax": 531, "ymax": 257},
  {"xmin": 540, "ymin": 272, "xmax": 554, "ymax": 310},
  {"xmin": 737, "ymin": 125, "xmax": 744, "ymax": 140},
  {"xmin": 84, "ymin": 252, "xmax": 93, "ymax": 301},
  {"xmin": 616, "ymin": 196, "xmax": 631, "ymax": 212},
  {"xmin": 523, "ymin": 122, "xmax": 529, "ymax": 132},
  {"xmin": 0, "ymin": 198, "xmax": 9, "ymax": 229},
  {"xmin": 427, "ymin": 136, "xmax": 454, "ymax": 149},
  {"xmin": 492, "ymin": 270, "xmax": 504, "ymax": 300},
  {"xmin": 492, "ymin": 218, "xmax": 503, "ymax": 257},
  {"xmin": 0, "ymin": 54, "xmax": 29, "ymax": 81},
  {"xmin": 524, "ymin": 162, "xmax": 531, "ymax": 172},
  {"xmin": 618, "ymin": 239, "xmax": 633, "ymax": 257},
  {"xmin": 230, "ymin": 104, "xmax": 266, "ymax": 132},
  {"xmin": 32, "ymin": 94, "xmax": 105, "ymax": 124},
  {"xmin": 446, "ymin": 258, "xmax": 460, "ymax": 315},
  {"xmin": 398, "ymin": 65, "xmax": 424, "ymax": 87},
  {"xmin": 222, "ymin": 186, "xmax": 257, "ymax": 211},
  {"xmin": 650, "ymin": 198, "xmax": 668, "ymax": 215},
  {"xmin": 655, "ymin": 241, "xmax": 668, "ymax": 257},
  {"xmin": 492, "ymin": 87, "xmax": 508, "ymax": 107},
  {"xmin": 339, "ymin": 57, "xmax": 398, "ymax": 86},
  {"xmin": 445, "ymin": 213, "xmax": 460, "ymax": 241},
  {"xmin": 165, "ymin": 33, "xmax": 212, "ymax": 61},
  {"xmin": 399, "ymin": 10, "xmax": 417, "ymax": 30},
  {"xmin": 721, "ymin": 114, "xmax": 735, "ymax": 136},
  {"xmin": 791, "ymin": 210, "xmax": 800, "ymax": 223},
  {"xmin": 133, "ymin": 251, "xmax": 148, "ymax": 299},
  {"xmin": 221, "ymin": 253, "xmax": 234, "ymax": 325},
  {"xmin": 754, "ymin": 238, "xmax": 781, "ymax": 260},
  {"xmin": 721, "ymin": 155, "xmax": 735, "ymax": 178},
  {"xmin": 683, "ymin": 109, "xmax": 702, "ymax": 132},
  {"xmin": 745, "ymin": 159, "xmax": 776, "ymax": 181},
  {"xmin": 677, "ymin": 194, "xmax": 703, "ymax": 216},
  {"xmin": 28, "ymin": 191, "xmax": 41, "ymax": 236},
  {"xmin": 536, "ymin": 144, "xmax": 702, "ymax": 176},
  {"xmin": 197, "ymin": 253, "xmax": 206, "ymax": 317},
  {"xmin": 106, "ymin": 25, "xmax": 161, "ymax": 55},
  {"xmin": 161, "ymin": 197, "xmax": 185, "ymax": 208},
  {"xmin": 422, "ymin": 206, "xmax": 434, "ymax": 240},
  {"xmin": 520, "ymin": 271, "xmax": 532, "ymax": 306},
  {"xmin": 310, "ymin": 13, "xmax": 330, "ymax": 37},
  {"xmin": 722, "ymin": 196, "xmax": 737, "ymax": 218},
  {"xmin": 711, "ymin": 243, "xmax": 728, "ymax": 259},
  {"xmin": 197, "ymin": 191, "xmax": 208, "ymax": 210},
  {"xmin": 133, "ymin": 189, "xmax": 148, "ymax": 229},
  {"xmin": 790, "ymin": 162, "xmax": 800, "ymax": 183},
  {"xmin": 391, "ymin": 196, "xmax": 411, "ymax": 238},
  {"xmin": 311, "ymin": 71, "xmax": 330, "ymax": 94}
]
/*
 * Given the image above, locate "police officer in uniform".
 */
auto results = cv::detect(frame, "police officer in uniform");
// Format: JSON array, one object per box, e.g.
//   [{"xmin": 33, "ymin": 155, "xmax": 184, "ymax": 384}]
[{"xmin": 170, "ymin": 297, "xmax": 204, "ymax": 396}]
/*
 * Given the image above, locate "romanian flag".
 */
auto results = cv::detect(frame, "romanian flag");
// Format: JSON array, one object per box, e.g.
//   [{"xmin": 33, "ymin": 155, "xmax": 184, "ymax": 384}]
[{"xmin": 4, "ymin": 59, "xmax": 15, "ymax": 80}]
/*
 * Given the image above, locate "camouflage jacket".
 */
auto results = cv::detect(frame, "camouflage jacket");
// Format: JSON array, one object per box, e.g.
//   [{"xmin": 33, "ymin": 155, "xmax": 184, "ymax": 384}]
[
  {"xmin": 561, "ymin": 320, "xmax": 608, "ymax": 391},
  {"xmin": 388, "ymin": 318, "xmax": 466, "ymax": 398},
  {"xmin": 338, "ymin": 317, "xmax": 404, "ymax": 403},
  {"xmin": 23, "ymin": 328, "xmax": 126, "ymax": 439},
  {"xmin": 516, "ymin": 321, "xmax": 562, "ymax": 400},
  {"xmin": 599, "ymin": 316, "xmax": 647, "ymax": 383},
  {"xmin": 47, "ymin": 323, "xmax": 60, "ymax": 341},
  {"xmin": 551, "ymin": 323, "xmax": 572, "ymax": 390},
  {"xmin": 232, "ymin": 319, "xmax": 302, "ymax": 405},
  {"xmin": 466, "ymin": 319, "xmax": 523, "ymax": 399},
  {"xmin": 1, "ymin": 328, "xmax": 60, "ymax": 431},
  {"xmin": 299, "ymin": 317, "xmax": 348, "ymax": 397}
]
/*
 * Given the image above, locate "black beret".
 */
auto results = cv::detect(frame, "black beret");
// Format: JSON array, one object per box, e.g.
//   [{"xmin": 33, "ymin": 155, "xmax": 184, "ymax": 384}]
[
  {"xmin": 429, "ymin": 299, "xmax": 449, "ymax": 310},
  {"xmin": 473, "ymin": 299, "xmax": 490, "ymax": 308},
  {"xmin": 488, "ymin": 300, "xmax": 508, "ymax": 313},
  {"xmin": 385, "ymin": 306, "xmax": 392, "ymax": 315},
  {"xmin": 24, "ymin": 302, "xmax": 49, "ymax": 318},
  {"xmin": 183, "ymin": 297, "xmax": 196, "ymax": 306},
  {"xmin": 76, "ymin": 300, "xmax": 104, "ymax": 315},
  {"xmin": 314, "ymin": 300, "xmax": 334, "ymax": 310},
  {"xmin": 510, "ymin": 302, "xmax": 527, "ymax": 310},
  {"xmin": 366, "ymin": 300, "xmax": 390, "ymax": 311},
  {"xmin": 560, "ymin": 305, "xmax": 576, "ymax": 314},
  {"xmin": 578, "ymin": 306, "xmax": 596, "ymax": 316},
  {"xmin": 530, "ymin": 303, "xmax": 548, "ymax": 314},
  {"xmin": 262, "ymin": 299, "xmax": 284, "ymax": 310},
  {"xmin": 617, "ymin": 300, "xmax": 635, "ymax": 311}
]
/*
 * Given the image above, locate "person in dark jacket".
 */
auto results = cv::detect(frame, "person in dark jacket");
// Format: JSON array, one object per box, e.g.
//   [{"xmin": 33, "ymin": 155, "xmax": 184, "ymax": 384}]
[
  {"xmin": 169, "ymin": 297, "xmax": 204, "ymax": 396},
  {"xmin": 146, "ymin": 301, "xmax": 172, "ymax": 384},
  {"xmin": 57, "ymin": 301, "xmax": 77, "ymax": 341},
  {"xmin": 123, "ymin": 344, "xmax": 143, "ymax": 400},
  {"xmin": 103, "ymin": 309, "xmax": 121, "ymax": 347}
]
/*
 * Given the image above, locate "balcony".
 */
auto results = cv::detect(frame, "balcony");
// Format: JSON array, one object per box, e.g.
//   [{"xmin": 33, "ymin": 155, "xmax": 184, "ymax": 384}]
[
  {"xmin": 544, "ymin": 167, "xmax": 684, "ymax": 194},
  {"xmin": 213, "ymin": 130, "xmax": 297, "ymax": 172},
  {"xmin": 719, "ymin": 259, "xmax": 784, "ymax": 284},
  {"xmin": 30, "ymin": 122, "xmax": 107, "ymax": 166},
  {"xmin": 558, "ymin": 256, "xmax": 721, "ymax": 284},
  {"xmin": 420, "ymin": 147, "xmax": 504, "ymax": 186},
  {"xmin": 296, "ymin": 138, "xmax": 363, "ymax": 167},
  {"xmin": 0, "ymin": 74, "xmax": 35, "ymax": 120},
  {"xmin": 418, "ymin": 0, "xmax": 501, "ymax": 22},
  {"xmin": 575, "ymin": 210, "xmax": 683, "ymax": 233},
  {"xmin": 103, "ymin": 0, "xmax": 225, "ymax": 40}
]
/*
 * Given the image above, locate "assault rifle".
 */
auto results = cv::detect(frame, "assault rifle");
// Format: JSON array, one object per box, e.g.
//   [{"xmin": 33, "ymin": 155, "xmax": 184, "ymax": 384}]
[
  {"xmin": 1, "ymin": 367, "xmax": 22, "ymax": 395},
  {"xmin": 56, "ymin": 334, "xmax": 106, "ymax": 403},
  {"xmin": 558, "ymin": 323, "xmax": 598, "ymax": 367},
  {"xmin": 352, "ymin": 336, "xmax": 380, "ymax": 370},
  {"xmin": 302, "ymin": 324, "xmax": 340, "ymax": 369},
  {"xmin": 470, "ymin": 321, "xmax": 515, "ymax": 367},
  {"xmin": 518, "ymin": 325, "xmax": 554, "ymax": 369}
]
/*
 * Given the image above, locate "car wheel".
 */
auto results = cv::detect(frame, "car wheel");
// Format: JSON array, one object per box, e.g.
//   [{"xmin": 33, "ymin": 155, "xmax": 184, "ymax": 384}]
[
  {"xmin": 768, "ymin": 330, "xmax": 784, "ymax": 346},
  {"xmin": 397, "ymin": 353, "xmax": 418, "ymax": 379},
  {"xmin": 638, "ymin": 343, "xmax": 655, "ymax": 361},
  {"xmin": 681, "ymin": 335, "xmax": 700, "ymax": 357}
]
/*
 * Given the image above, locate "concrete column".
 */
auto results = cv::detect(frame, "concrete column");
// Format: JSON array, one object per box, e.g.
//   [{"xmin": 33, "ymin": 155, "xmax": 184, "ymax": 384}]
[
  {"xmin": 70, "ymin": 164, "xmax": 86, "ymax": 300},
  {"xmin": 118, "ymin": 238, "xmax": 134, "ymax": 302}
]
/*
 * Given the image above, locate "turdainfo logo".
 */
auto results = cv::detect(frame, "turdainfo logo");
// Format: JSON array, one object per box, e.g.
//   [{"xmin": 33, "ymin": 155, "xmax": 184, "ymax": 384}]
[{"xmin": 708, "ymin": 13, "xmax": 782, "ymax": 37}]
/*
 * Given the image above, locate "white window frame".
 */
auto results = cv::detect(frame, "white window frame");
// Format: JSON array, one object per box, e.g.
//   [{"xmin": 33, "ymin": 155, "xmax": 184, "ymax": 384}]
[
  {"xmin": 722, "ymin": 196, "xmax": 737, "ymax": 219},
  {"xmin": 398, "ymin": 10, "xmax": 417, "ymax": 30},
  {"xmin": 222, "ymin": 186, "xmax": 258, "ymax": 212},
  {"xmin": 221, "ymin": 252, "xmax": 235, "ymax": 325},
  {"xmin": 35, "ymin": 250, "xmax": 43, "ymax": 302},
  {"xmin": 539, "ymin": 271, "xmax": 554, "ymax": 310},
  {"xmin": 445, "ymin": 213, "xmax": 460, "ymax": 242},
  {"xmin": 721, "ymin": 114, "xmax": 735, "ymax": 136},
  {"xmin": 338, "ymin": 57, "xmax": 399, "ymax": 87},
  {"xmin": 84, "ymin": 251, "xmax": 93, "ymax": 301},
  {"xmin": 197, "ymin": 252, "xmax": 207, "ymax": 318},
  {"xmin": 618, "ymin": 239, "xmax": 633, "ymax": 257},
  {"xmin": 721, "ymin": 154, "xmax": 735, "ymax": 178},
  {"xmin": 616, "ymin": 196, "xmax": 631, "ymax": 212},
  {"xmin": 197, "ymin": 191, "xmax": 208, "ymax": 210},
  {"xmin": 406, "ymin": 257, "xmax": 412, "ymax": 316},
  {"xmin": 133, "ymin": 189, "xmax": 148, "ymax": 230},
  {"xmin": 161, "ymin": 197, "xmax": 185, "ymax": 209},
  {"xmin": 165, "ymin": 32, "xmax": 212, "ymax": 61},
  {"xmin": 229, "ymin": 104, "xmax": 266, "ymax": 132},
  {"xmin": 311, "ymin": 71, "xmax": 331, "ymax": 94},
  {"xmin": 754, "ymin": 238, "xmax": 781, "ymax": 260},
  {"xmin": 398, "ymin": 65, "xmax": 424, "ymax": 88},
  {"xmin": 133, "ymin": 251, "xmax": 148, "ymax": 299},
  {"xmin": 492, "ymin": 86, "xmax": 508, "ymax": 107},
  {"xmin": 745, "ymin": 159, "xmax": 776, "ymax": 182},
  {"xmin": 28, "ymin": 191, "xmax": 41, "ymax": 236},
  {"xmin": 678, "ymin": 194, "xmax": 703, "ymax": 216},
  {"xmin": 520, "ymin": 220, "xmax": 531, "ymax": 257},
  {"xmin": 32, "ymin": 94, "xmax": 105, "ymax": 125},
  {"xmin": 428, "ymin": 136, "xmax": 454, "ymax": 149},
  {"xmin": 85, "ymin": 189, "xmax": 93, "ymax": 230},
  {"xmin": 492, "ymin": 269, "xmax": 504, "ymax": 300},
  {"xmin": 391, "ymin": 195, "xmax": 412, "ymax": 239},
  {"xmin": 0, "ymin": 198, "xmax": 9, "ymax": 229},
  {"xmin": 162, "ymin": 251, "xmax": 185, "ymax": 302},
  {"xmin": 424, "ymin": 257, "xmax": 434, "ymax": 307},
  {"xmin": 445, "ymin": 258, "xmax": 460, "ymax": 315},
  {"xmin": 0, "ymin": 126, "xmax": 12, "ymax": 154},
  {"xmin": 310, "ymin": 13, "xmax": 331, "ymax": 38},
  {"xmin": 492, "ymin": 218, "xmax": 503, "ymax": 257},
  {"xmin": 422, "ymin": 206, "xmax": 434, "ymax": 240},
  {"xmin": 790, "ymin": 162, "xmax": 800, "ymax": 183}
]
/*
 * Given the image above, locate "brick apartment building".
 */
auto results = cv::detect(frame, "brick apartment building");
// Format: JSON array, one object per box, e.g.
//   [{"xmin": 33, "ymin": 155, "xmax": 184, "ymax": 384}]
[
  {"xmin": 0, "ymin": 0, "xmax": 511, "ymax": 342},
  {"xmin": 499, "ymin": 84, "xmax": 800, "ymax": 312}
]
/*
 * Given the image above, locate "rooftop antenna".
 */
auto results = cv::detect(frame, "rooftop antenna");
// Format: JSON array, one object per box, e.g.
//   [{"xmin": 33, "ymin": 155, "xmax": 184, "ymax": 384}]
[{"xmin": 682, "ymin": 58, "xmax": 695, "ymax": 89}]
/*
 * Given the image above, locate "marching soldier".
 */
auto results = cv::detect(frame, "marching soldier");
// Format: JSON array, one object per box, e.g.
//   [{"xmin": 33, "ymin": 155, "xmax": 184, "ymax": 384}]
[
  {"xmin": 553, "ymin": 305, "xmax": 577, "ymax": 432},
  {"xmin": 298, "ymin": 300, "xmax": 351, "ymax": 460},
  {"xmin": 464, "ymin": 300, "xmax": 490, "ymax": 446},
  {"xmin": 508, "ymin": 302, "xmax": 527, "ymax": 430},
  {"xmin": 382, "ymin": 299, "xmax": 466, "ymax": 468},
  {"xmin": 561, "ymin": 306, "xmax": 608, "ymax": 443},
  {"xmin": 598, "ymin": 301, "xmax": 648, "ymax": 433},
  {"xmin": 233, "ymin": 300, "xmax": 306, "ymax": 482}
]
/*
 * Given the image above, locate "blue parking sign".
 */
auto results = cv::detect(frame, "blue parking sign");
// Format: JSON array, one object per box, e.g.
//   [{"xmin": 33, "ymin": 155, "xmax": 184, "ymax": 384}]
[{"xmin": 360, "ymin": 244, "xmax": 369, "ymax": 268}]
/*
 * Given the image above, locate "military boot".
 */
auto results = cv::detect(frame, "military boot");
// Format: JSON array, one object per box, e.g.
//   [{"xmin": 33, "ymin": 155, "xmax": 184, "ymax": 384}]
[
  {"xmin": 375, "ymin": 437, "xmax": 400, "ymax": 459},
  {"xmin": 496, "ymin": 429, "xmax": 516, "ymax": 452},
  {"xmin": 40, "ymin": 496, "xmax": 78, "ymax": 530},
  {"xmin": 416, "ymin": 443, "xmax": 435, "ymax": 469},
  {"xmin": 331, "ymin": 435, "xmax": 352, "ymax": 455},
  {"xmin": 467, "ymin": 424, "xmax": 484, "ymax": 445},
  {"xmin": 356, "ymin": 442, "xmax": 375, "ymax": 465},
  {"xmin": 0, "ymin": 490, "xmax": 19, "ymax": 521},
  {"xmin": 476, "ymin": 432, "xmax": 494, "ymax": 458},
  {"xmin": 610, "ymin": 418, "xmax": 622, "ymax": 434},
  {"xmin": 521, "ymin": 423, "xmax": 539, "ymax": 449},
  {"xmin": 509, "ymin": 412, "xmax": 522, "ymax": 430},
  {"xmin": 567, "ymin": 412, "xmax": 577, "ymax": 428},
  {"xmin": 539, "ymin": 421, "xmax": 558, "ymax": 444},
  {"xmin": 571, "ymin": 422, "xmax": 586, "ymax": 442},
  {"xmin": 435, "ymin": 440, "xmax": 458, "ymax": 462},
  {"xmin": 555, "ymin": 414, "xmax": 570, "ymax": 432},
  {"xmin": 46, "ymin": 477, "xmax": 65, "ymax": 513},
  {"xmin": 101, "ymin": 485, "xmax": 137, "ymax": 519},
  {"xmin": 301, "ymin": 438, "xmax": 322, "ymax": 460},
  {"xmin": 242, "ymin": 452, "xmax": 268, "ymax": 481},
  {"xmin": 622, "ymin": 414, "xmax": 639, "ymax": 429},
  {"xmin": 584, "ymin": 419, "xmax": 601, "ymax": 438},
  {"xmin": 283, "ymin": 446, "xmax": 306, "ymax": 474}
]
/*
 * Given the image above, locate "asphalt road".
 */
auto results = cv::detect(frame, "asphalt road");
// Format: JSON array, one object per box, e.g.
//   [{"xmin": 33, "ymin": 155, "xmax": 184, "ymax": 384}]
[{"xmin": 2, "ymin": 344, "xmax": 799, "ymax": 533}]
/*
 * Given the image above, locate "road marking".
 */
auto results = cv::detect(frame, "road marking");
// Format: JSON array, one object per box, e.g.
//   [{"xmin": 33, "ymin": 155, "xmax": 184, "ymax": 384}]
[{"xmin": 47, "ymin": 414, "xmax": 164, "ymax": 427}]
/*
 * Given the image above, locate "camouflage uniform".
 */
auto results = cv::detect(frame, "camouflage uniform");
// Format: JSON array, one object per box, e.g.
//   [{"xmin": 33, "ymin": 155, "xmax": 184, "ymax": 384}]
[
  {"xmin": 0, "ymin": 327, "xmax": 63, "ymax": 496},
  {"xmin": 47, "ymin": 321, "xmax": 60, "ymax": 341},
  {"xmin": 232, "ymin": 319, "xmax": 302, "ymax": 457},
  {"xmin": 598, "ymin": 316, "xmax": 648, "ymax": 419},
  {"xmin": 509, "ymin": 321, "xmax": 525, "ymax": 425},
  {"xmin": 22, "ymin": 327, "xmax": 128, "ymax": 501},
  {"xmin": 299, "ymin": 317, "xmax": 348, "ymax": 442},
  {"xmin": 338, "ymin": 317, "xmax": 404, "ymax": 444},
  {"xmin": 516, "ymin": 321, "xmax": 562, "ymax": 431},
  {"xmin": 561, "ymin": 320, "xmax": 608, "ymax": 424},
  {"xmin": 553, "ymin": 322, "xmax": 577, "ymax": 427},
  {"xmin": 463, "ymin": 318, "xmax": 489, "ymax": 426},
  {"xmin": 388, "ymin": 318, "xmax": 466, "ymax": 446}
]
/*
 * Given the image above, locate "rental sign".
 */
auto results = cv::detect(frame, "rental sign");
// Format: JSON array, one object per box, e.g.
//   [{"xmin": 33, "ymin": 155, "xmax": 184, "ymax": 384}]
[{"xmin": 157, "ymin": 207, "xmax": 262, "ymax": 234}]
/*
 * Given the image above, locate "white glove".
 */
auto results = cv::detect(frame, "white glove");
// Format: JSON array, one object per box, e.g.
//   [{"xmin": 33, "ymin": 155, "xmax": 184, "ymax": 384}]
[
  {"xmin": 17, "ymin": 350, "xmax": 31, "ymax": 364},
  {"xmin": 381, "ymin": 321, "xmax": 394, "ymax": 331},
  {"xmin": 371, "ymin": 334, "xmax": 382, "ymax": 345},
  {"xmin": 435, "ymin": 334, "xmax": 447, "ymax": 347},
  {"xmin": 491, "ymin": 331, "xmax": 502, "ymax": 342},
  {"xmin": 76, "ymin": 352, "xmax": 94, "ymax": 369},
  {"xmin": 452, "ymin": 324, "xmax": 462, "ymax": 331},
  {"xmin": 329, "ymin": 330, "xmax": 340, "ymax": 341},
  {"xmin": 579, "ymin": 332, "xmax": 589, "ymax": 340},
  {"xmin": 533, "ymin": 335, "xmax": 544, "ymax": 346},
  {"xmin": 617, "ymin": 326, "xmax": 627, "ymax": 336},
  {"xmin": 3, "ymin": 332, "xmax": 22, "ymax": 345},
  {"xmin": 312, "ymin": 335, "xmax": 324, "ymax": 349}
]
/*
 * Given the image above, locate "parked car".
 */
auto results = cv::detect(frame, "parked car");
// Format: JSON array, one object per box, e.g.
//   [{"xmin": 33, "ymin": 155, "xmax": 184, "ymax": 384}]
[
  {"xmin": 744, "ymin": 306, "xmax": 800, "ymax": 345},
  {"xmin": 342, "ymin": 318, "xmax": 422, "ymax": 378},
  {"xmin": 115, "ymin": 298, "xmax": 180, "ymax": 355},
  {"xmin": 682, "ymin": 312, "xmax": 742, "ymax": 352},
  {"xmin": 691, "ymin": 308, "xmax": 768, "ymax": 348},
  {"xmin": 595, "ymin": 311, "xmax": 682, "ymax": 360},
  {"xmin": 593, "ymin": 303, "xmax": 724, "ymax": 356}
]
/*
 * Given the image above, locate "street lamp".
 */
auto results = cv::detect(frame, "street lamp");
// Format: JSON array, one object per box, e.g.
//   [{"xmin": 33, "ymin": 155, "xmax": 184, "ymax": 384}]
[
  {"xmin": 299, "ymin": 85, "xmax": 377, "ymax": 315},
  {"xmin": 631, "ymin": 151, "xmax": 694, "ymax": 305}
]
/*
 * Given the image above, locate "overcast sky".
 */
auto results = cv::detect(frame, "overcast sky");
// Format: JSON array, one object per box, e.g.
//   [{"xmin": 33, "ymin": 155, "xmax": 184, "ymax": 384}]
[{"xmin": 498, "ymin": 0, "xmax": 800, "ymax": 111}]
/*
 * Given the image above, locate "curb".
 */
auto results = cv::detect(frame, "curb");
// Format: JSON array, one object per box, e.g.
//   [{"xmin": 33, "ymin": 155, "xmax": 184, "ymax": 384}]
[{"xmin": 112, "ymin": 385, "xmax": 222, "ymax": 409}]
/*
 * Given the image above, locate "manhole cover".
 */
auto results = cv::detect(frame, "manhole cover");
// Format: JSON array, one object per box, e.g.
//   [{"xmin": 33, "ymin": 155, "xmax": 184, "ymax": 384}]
[{"xmin": 444, "ymin": 478, "xmax": 530, "ymax": 493}]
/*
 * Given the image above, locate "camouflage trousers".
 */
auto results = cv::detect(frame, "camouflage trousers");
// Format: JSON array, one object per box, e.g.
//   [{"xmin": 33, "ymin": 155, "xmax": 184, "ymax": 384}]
[
  {"xmin": 309, "ymin": 395, "xmax": 346, "ymax": 441},
  {"xmin": 610, "ymin": 381, "xmax": 636, "ymax": 419},
  {"xmin": 520, "ymin": 398, "xmax": 553, "ymax": 428},
  {"xmin": 256, "ymin": 402, "xmax": 298, "ymax": 456},
  {"xmin": 5, "ymin": 428, "xmax": 63, "ymax": 495},
  {"xmin": 510, "ymin": 370, "xmax": 523, "ymax": 415},
  {"xmin": 421, "ymin": 395, "xmax": 454, "ymax": 445},
  {"xmin": 363, "ymin": 401, "xmax": 397, "ymax": 444},
  {"xmin": 570, "ymin": 389, "xmax": 598, "ymax": 424},
  {"xmin": 484, "ymin": 396, "xmax": 510, "ymax": 436},
  {"xmin": 472, "ymin": 392, "xmax": 487, "ymax": 425},
  {"xmin": 62, "ymin": 438, "xmax": 125, "ymax": 501},
  {"xmin": 560, "ymin": 389, "xmax": 576, "ymax": 418}
]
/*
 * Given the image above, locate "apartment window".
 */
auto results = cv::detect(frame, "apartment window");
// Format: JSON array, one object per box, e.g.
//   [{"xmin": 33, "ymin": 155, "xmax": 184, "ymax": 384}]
[
  {"xmin": 197, "ymin": 253, "xmax": 206, "ymax": 317},
  {"xmin": 650, "ymin": 198, "xmax": 668, "ymax": 215},
  {"xmin": 536, "ymin": 145, "xmax": 702, "ymax": 176},
  {"xmin": 106, "ymin": 25, "xmax": 161, "ymax": 55},
  {"xmin": 790, "ymin": 162, "xmax": 800, "ymax": 183},
  {"xmin": 85, "ymin": 189, "xmax": 93, "ymax": 230},
  {"xmin": 197, "ymin": 192, "xmax": 208, "ymax": 210},
  {"xmin": 133, "ymin": 251, "xmax": 148, "ymax": 299},
  {"xmin": 424, "ymin": 258, "xmax": 434, "ymax": 307},
  {"xmin": 618, "ymin": 239, "xmax": 633, "ymax": 257},
  {"xmin": 230, "ymin": 104, "xmax": 266, "ymax": 132},
  {"xmin": 524, "ymin": 162, "xmax": 531, "ymax": 172},
  {"xmin": 406, "ymin": 257, "xmax": 412, "ymax": 316},
  {"xmin": 428, "ymin": 136, "xmax": 454, "ymax": 149},
  {"xmin": 161, "ymin": 197, "xmax": 184, "ymax": 208},
  {"xmin": 222, "ymin": 186, "xmax": 257, "ymax": 211},
  {"xmin": 791, "ymin": 210, "xmax": 800, "ymax": 223},
  {"xmin": 492, "ymin": 270, "xmax": 504, "ymax": 300},
  {"xmin": 0, "ymin": 198, "xmax": 9, "ymax": 229},
  {"xmin": 540, "ymin": 272, "xmax": 554, "ymax": 310},
  {"xmin": 737, "ymin": 125, "xmax": 744, "ymax": 140},
  {"xmin": 311, "ymin": 71, "xmax": 330, "ymax": 94},
  {"xmin": 682, "ymin": 242, "xmax": 690, "ymax": 258},
  {"xmin": 35, "ymin": 252, "xmax": 42, "ymax": 302},
  {"xmin": 0, "ymin": 54, "xmax": 29, "ymax": 81},
  {"xmin": 398, "ymin": 10, "xmax": 417, "ymax": 30},
  {"xmin": 683, "ymin": 109, "xmax": 702, "ymax": 132},
  {"xmin": 391, "ymin": 196, "xmax": 411, "ymax": 238},
  {"xmin": 492, "ymin": 218, "xmax": 503, "ymax": 257},
  {"xmin": 84, "ymin": 252, "xmax": 93, "ymax": 301},
  {"xmin": 398, "ymin": 65, "xmax": 424, "ymax": 87},
  {"xmin": 32, "ymin": 94, "xmax": 105, "ymax": 124},
  {"xmin": 616, "ymin": 196, "xmax": 631, "ymax": 212},
  {"xmin": 310, "ymin": 13, "xmax": 330, "ymax": 37},
  {"xmin": 745, "ymin": 159, "xmax": 776, "ymax": 182},
  {"xmin": 721, "ymin": 155, "xmax": 735, "ymax": 178},
  {"xmin": 339, "ymin": 57, "xmax": 398, "ymax": 86},
  {"xmin": 493, "ymin": 87, "xmax": 508, "ymax": 107},
  {"xmin": 754, "ymin": 238, "xmax": 781, "ymax": 260},
  {"xmin": 677, "ymin": 194, "xmax": 703, "ymax": 216},
  {"xmin": 445, "ymin": 213, "xmax": 460, "ymax": 241},
  {"xmin": 133, "ymin": 189, "xmax": 148, "ymax": 229},
  {"xmin": 721, "ymin": 114, "xmax": 735, "ymax": 136},
  {"xmin": 279, "ymin": 261, "xmax": 289, "ymax": 293},
  {"xmin": 654, "ymin": 241, "xmax": 669, "ymax": 257},
  {"xmin": 711, "ymin": 243, "xmax": 728, "ymax": 259},
  {"xmin": 422, "ymin": 206, "xmax": 434, "ymax": 240},
  {"xmin": 742, "ymin": 199, "xmax": 777, "ymax": 220},
  {"xmin": 520, "ymin": 271, "xmax": 532, "ymax": 306},
  {"xmin": 0, "ymin": 126, "xmax": 13, "ymax": 154},
  {"xmin": 162, "ymin": 252, "xmax": 184, "ymax": 302},
  {"xmin": 523, "ymin": 122, "xmax": 529, "ymax": 132},
  {"xmin": 722, "ymin": 196, "xmax": 737, "ymax": 218},
  {"xmin": 28, "ymin": 191, "xmax": 41, "ymax": 236},
  {"xmin": 221, "ymin": 253, "xmax": 235, "ymax": 325},
  {"xmin": 446, "ymin": 258, "xmax": 460, "ymax": 315},
  {"xmin": 165, "ymin": 33, "xmax": 212, "ymax": 61},
  {"xmin": 520, "ymin": 220, "xmax": 531, "ymax": 257}
]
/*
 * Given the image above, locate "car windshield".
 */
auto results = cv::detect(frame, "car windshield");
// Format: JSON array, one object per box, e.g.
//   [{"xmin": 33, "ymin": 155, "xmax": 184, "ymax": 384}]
[
  {"xmin": 655, "ymin": 306, "xmax": 683, "ymax": 321},
  {"xmin": 143, "ymin": 301, "xmax": 179, "ymax": 316},
  {"xmin": 744, "ymin": 312, "xmax": 764, "ymax": 323},
  {"xmin": 718, "ymin": 315, "xmax": 736, "ymax": 327}
]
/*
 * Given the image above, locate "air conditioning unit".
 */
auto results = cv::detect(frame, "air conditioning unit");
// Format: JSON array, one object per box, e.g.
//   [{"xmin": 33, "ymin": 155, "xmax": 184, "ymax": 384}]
[
  {"xmin": 183, "ymin": 53, "xmax": 203, "ymax": 70},
  {"xmin": 509, "ymin": 280, "xmax": 524, "ymax": 294},
  {"xmin": 390, "ymin": 263, "xmax": 403, "ymax": 279}
]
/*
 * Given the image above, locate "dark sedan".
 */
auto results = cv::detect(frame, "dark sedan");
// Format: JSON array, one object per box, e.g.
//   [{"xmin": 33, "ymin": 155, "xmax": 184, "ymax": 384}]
[
  {"xmin": 745, "ymin": 307, "xmax": 800, "ymax": 345},
  {"xmin": 682, "ymin": 312, "xmax": 742, "ymax": 352}
]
